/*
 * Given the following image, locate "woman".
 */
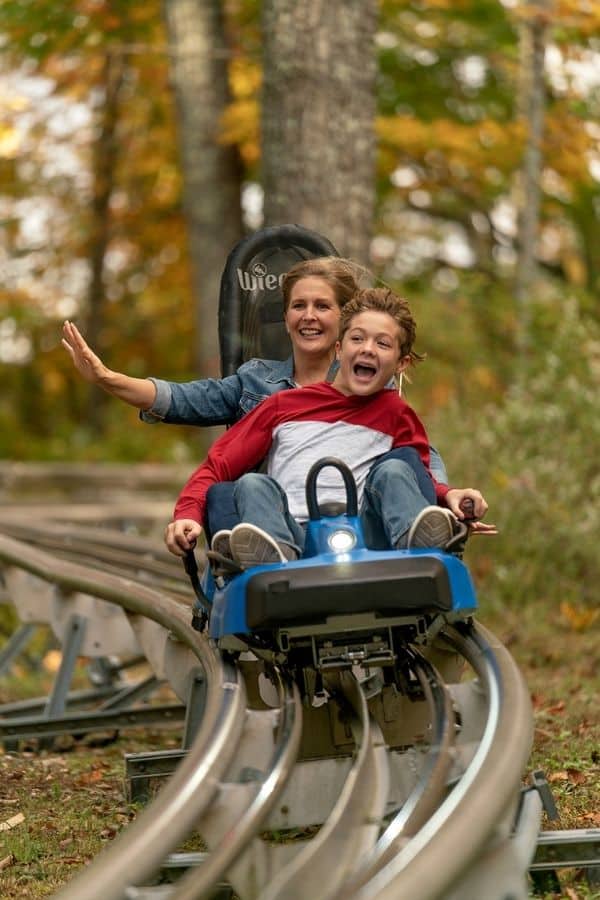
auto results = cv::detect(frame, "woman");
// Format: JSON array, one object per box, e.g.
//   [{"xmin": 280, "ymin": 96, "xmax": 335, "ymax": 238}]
[
  {"xmin": 62, "ymin": 257, "xmax": 450, "ymax": 541},
  {"xmin": 63, "ymin": 258, "xmax": 358, "ymax": 424}
]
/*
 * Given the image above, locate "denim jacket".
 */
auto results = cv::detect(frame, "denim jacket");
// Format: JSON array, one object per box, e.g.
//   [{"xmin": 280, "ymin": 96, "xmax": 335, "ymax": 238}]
[
  {"xmin": 141, "ymin": 356, "xmax": 448, "ymax": 482},
  {"xmin": 141, "ymin": 357, "xmax": 302, "ymax": 426}
]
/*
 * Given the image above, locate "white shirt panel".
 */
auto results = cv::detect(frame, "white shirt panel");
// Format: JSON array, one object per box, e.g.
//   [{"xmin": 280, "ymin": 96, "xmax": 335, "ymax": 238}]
[{"xmin": 267, "ymin": 420, "xmax": 393, "ymax": 521}]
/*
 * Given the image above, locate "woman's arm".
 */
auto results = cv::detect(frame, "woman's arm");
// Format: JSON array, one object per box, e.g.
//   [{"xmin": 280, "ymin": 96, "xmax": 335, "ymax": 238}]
[
  {"xmin": 63, "ymin": 320, "xmax": 257, "ymax": 425},
  {"xmin": 62, "ymin": 321, "xmax": 157, "ymax": 410}
]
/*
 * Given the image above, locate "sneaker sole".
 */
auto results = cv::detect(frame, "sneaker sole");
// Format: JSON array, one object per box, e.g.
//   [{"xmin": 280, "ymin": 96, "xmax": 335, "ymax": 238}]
[
  {"xmin": 211, "ymin": 531, "xmax": 233, "ymax": 558},
  {"xmin": 408, "ymin": 508, "xmax": 455, "ymax": 549},
  {"xmin": 230, "ymin": 524, "xmax": 285, "ymax": 567}
]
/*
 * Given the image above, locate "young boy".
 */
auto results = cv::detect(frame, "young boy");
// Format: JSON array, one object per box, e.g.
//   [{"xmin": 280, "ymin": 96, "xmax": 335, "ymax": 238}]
[{"xmin": 165, "ymin": 289, "xmax": 489, "ymax": 565}]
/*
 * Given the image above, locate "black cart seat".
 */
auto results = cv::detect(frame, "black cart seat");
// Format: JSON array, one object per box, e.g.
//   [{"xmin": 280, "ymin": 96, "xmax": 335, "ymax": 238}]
[{"xmin": 218, "ymin": 224, "xmax": 339, "ymax": 375}]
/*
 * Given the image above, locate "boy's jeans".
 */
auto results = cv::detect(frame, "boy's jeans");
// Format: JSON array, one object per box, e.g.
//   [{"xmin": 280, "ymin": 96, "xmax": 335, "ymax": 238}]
[
  {"xmin": 231, "ymin": 447, "xmax": 436, "ymax": 555},
  {"xmin": 205, "ymin": 446, "xmax": 441, "ymax": 541}
]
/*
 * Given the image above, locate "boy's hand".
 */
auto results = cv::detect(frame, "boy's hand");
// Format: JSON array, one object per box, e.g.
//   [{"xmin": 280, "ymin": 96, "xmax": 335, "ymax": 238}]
[
  {"xmin": 62, "ymin": 320, "xmax": 109, "ymax": 384},
  {"xmin": 445, "ymin": 488, "xmax": 488, "ymax": 521},
  {"xmin": 444, "ymin": 488, "xmax": 498, "ymax": 535},
  {"xmin": 164, "ymin": 519, "xmax": 203, "ymax": 557}
]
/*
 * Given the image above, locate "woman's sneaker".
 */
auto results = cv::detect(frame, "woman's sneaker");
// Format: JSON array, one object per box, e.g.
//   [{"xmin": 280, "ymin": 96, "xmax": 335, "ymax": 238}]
[
  {"xmin": 230, "ymin": 523, "xmax": 295, "ymax": 568},
  {"xmin": 406, "ymin": 506, "xmax": 456, "ymax": 549}
]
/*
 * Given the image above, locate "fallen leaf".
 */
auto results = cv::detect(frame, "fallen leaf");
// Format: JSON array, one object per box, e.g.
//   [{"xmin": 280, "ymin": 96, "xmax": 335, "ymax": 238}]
[
  {"xmin": 76, "ymin": 770, "xmax": 104, "ymax": 785},
  {"xmin": 580, "ymin": 811, "xmax": 600, "ymax": 826},
  {"xmin": 559, "ymin": 601, "xmax": 599, "ymax": 632},
  {"xmin": 548, "ymin": 771, "xmax": 568, "ymax": 782},
  {"xmin": 0, "ymin": 812, "xmax": 25, "ymax": 832},
  {"xmin": 42, "ymin": 650, "xmax": 63, "ymax": 673},
  {"xmin": 546, "ymin": 700, "xmax": 565, "ymax": 715},
  {"xmin": 548, "ymin": 768, "xmax": 586, "ymax": 785},
  {"xmin": 0, "ymin": 855, "xmax": 14, "ymax": 871}
]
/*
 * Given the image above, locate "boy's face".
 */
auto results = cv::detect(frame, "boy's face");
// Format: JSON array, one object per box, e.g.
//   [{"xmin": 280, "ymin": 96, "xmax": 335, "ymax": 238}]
[{"xmin": 333, "ymin": 310, "xmax": 410, "ymax": 396}]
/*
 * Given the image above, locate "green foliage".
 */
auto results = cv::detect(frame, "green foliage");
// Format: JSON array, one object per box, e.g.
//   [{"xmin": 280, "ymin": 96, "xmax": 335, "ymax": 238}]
[
  {"xmin": 1, "ymin": 0, "xmax": 599, "ymax": 461},
  {"xmin": 0, "ymin": 0, "xmax": 199, "ymax": 458},
  {"xmin": 427, "ymin": 287, "xmax": 600, "ymax": 615},
  {"xmin": 378, "ymin": 0, "xmax": 517, "ymax": 122}
]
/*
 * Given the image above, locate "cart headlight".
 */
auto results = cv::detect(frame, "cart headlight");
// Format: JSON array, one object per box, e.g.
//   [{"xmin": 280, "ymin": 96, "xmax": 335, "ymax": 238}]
[{"xmin": 327, "ymin": 529, "xmax": 357, "ymax": 553}]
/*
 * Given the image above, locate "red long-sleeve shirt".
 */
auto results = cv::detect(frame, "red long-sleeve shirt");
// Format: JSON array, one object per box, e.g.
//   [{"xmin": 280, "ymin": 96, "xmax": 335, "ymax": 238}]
[{"xmin": 174, "ymin": 382, "xmax": 449, "ymax": 524}]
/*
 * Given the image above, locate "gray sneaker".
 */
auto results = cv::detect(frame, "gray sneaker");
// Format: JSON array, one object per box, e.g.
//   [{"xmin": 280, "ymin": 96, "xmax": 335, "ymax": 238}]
[
  {"xmin": 210, "ymin": 529, "xmax": 233, "ymax": 559},
  {"xmin": 407, "ymin": 506, "xmax": 456, "ymax": 549},
  {"xmin": 230, "ymin": 523, "xmax": 289, "ymax": 568}
]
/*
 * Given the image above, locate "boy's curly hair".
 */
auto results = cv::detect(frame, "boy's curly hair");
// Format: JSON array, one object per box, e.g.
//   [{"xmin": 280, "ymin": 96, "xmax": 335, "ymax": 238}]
[{"xmin": 339, "ymin": 287, "xmax": 425, "ymax": 365}]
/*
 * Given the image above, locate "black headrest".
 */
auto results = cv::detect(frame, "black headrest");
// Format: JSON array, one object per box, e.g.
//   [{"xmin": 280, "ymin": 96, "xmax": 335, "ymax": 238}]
[{"xmin": 218, "ymin": 224, "xmax": 339, "ymax": 376}]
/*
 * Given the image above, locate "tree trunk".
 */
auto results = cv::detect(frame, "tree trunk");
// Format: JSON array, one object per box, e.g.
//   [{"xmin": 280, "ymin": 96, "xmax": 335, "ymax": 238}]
[
  {"xmin": 514, "ymin": 6, "xmax": 548, "ymax": 349},
  {"xmin": 261, "ymin": 0, "xmax": 378, "ymax": 263},
  {"xmin": 162, "ymin": 0, "xmax": 243, "ymax": 376},
  {"xmin": 86, "ymin": 49, "xmax": 124, "ymax": 433}
]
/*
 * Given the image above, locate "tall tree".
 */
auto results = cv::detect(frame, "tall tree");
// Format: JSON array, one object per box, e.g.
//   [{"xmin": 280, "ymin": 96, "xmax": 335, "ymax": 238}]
[
  {"xmin": 85, "ymin": 49, "xmax": 125, "ymax": 432},
  {"xmin": 261, "ymin": 0, "xmax": 378, "ymax": 262},
  {"xmin": 514, "ymin": 2, "xmax": 550, "ymax": 348},
  {"xmin": 162, "ymin": 0, "xmax": 244, "ymax": 375}
]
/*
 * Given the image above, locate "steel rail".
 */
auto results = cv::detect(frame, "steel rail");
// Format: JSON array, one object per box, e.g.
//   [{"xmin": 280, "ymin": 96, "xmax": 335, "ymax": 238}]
[
  {"xmin": 354, "ymin": 621, "xmax": 533, "ymax": 900},
  {"xmin": 2, "ymin": 527, "xmax": 307, "ymax": 899},
  {"xmin": 0, "ymin": 501, "xmax": 174, "ymax": 523},
  {"xmin": 332, "ymin": 646, "xmax": 456, "ymax": 898},
  {"xmin": 6, "ymin": 545, "xmax": 189, "ymax": 598},
  {"xmin": 259, "ymin": 669, "xmax": 389, "ymax": 900},
  {"xmin": 0, "ymin": 533, "xmax": 248, "ymax": 900},
  {"xmin": 0, "ymin": 520, "xmax": 191, "ymax": 602},
  {"xmin": 1, "ymin": 522, "xmax": 536, "ymax": 900},
  {"xmin": 169, "ymin": 668, "xmax": 303, "ymax": 900},
  {"xmin": 0, "ymin": 531, "xmax": 185, "ymax": 584},
  {"xmin": 0, "ymin": 460, "xmax": 188, "ymax": 492},
  {"xmin": 0, "ymin": 517, "xmax": 181, "ymax": 567}
]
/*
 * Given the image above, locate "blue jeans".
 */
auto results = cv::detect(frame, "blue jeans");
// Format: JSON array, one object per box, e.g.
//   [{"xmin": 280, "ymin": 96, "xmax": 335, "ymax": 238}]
[
  {"xmin": 205, "ymin": 482, "xmax": 240, "ymax": 538},
  {"xmin": 205, "ymin": 446, "xmax": 441, "ymax": 541},
  {"xmin": 370, "ymin": 446, "xmax": 436, "ymax": 505},
  {"xmin": 230, "ymin": 450, "xmax": 435, "ymax": 554}
]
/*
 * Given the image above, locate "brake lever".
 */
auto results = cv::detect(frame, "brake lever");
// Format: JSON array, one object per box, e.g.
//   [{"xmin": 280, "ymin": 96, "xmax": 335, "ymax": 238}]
[{"xmin": 459, "ymin": 497, "xmax": 478, "ymax": 523}]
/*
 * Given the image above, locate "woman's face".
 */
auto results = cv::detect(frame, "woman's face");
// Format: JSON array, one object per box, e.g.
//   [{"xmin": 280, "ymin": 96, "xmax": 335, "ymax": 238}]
[{"xmin": 284, "ymin": 276, "xmax": 340, "ymax": 358}]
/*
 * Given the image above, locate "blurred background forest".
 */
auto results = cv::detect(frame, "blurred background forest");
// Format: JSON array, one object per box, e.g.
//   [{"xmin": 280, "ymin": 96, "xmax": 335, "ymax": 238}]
[{"xmin": 1, "ymin": 0, "xmax": 599, "ymax": 620}]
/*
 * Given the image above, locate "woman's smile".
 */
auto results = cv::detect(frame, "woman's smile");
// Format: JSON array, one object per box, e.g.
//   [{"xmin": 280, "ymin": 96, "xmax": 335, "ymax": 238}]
[{"xmin": 285, "ymin": 276, "xmax": 340, "ymax": 355}]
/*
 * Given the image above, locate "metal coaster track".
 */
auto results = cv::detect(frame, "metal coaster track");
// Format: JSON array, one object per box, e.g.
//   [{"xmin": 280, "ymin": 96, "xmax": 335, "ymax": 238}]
[{"xmin": 0, "ymin": 511, "xmax": 539, "ymax": 900}]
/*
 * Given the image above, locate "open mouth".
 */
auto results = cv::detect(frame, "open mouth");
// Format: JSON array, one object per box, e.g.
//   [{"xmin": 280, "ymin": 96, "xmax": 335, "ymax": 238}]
[
  {"xmin": 353, "ymin": 362, "xmax": 377, "ymax": 379},
  {"xmin": 299, "ymin": 328, "xmax": 322, "ymax": 338}
]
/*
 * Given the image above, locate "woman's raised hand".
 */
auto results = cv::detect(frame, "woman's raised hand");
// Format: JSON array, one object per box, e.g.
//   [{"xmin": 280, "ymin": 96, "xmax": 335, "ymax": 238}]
[
  {"xmin": 62, "ymin": 321, "xmax": 109, "ymax": 385},
  {"xmin": 62, "ymin": 320, "xmax": 157, "ymax": 409}
]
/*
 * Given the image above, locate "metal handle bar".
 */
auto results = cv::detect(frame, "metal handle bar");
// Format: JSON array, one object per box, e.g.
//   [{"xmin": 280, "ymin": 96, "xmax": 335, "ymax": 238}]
[{"xmin": 305, "ymin": 457, "xmax": 358, "ymax": 520}]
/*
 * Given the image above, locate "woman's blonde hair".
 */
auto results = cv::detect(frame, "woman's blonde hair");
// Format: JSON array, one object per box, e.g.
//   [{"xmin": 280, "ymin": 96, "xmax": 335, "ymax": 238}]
[{"xmin": 281, "ymin": 257, "xmax": 368, "ymax": 312}]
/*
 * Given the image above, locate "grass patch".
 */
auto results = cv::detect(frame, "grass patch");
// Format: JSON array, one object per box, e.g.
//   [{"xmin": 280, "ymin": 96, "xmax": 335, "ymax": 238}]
[
  {"xmin": 480, "ymin": 598, "xmax": 599, "ymax": 833},
  {"xmin": 478, "ymin": 579, "xmax": 599, "ymax": 900},
  {"xmin": 0, "ymin": 590, "xmax": 598, "ymax": 898},
  {"xmin": 0, "ymin": 731, "xmax": 179, "ymax": 898}
]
